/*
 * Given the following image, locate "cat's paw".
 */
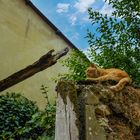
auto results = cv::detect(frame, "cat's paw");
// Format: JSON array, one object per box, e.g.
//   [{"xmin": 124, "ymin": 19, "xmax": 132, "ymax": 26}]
[
  {"xmin": 109, "ymin": 86, "xmax": 118, "ymax": 91},
  {"xmin": 86, "ymin": 78, "xmax": 93, "ymax": 80}
]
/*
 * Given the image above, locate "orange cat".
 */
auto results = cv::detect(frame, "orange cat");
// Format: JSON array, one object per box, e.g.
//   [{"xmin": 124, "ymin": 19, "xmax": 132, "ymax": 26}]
[{"xmin": 85, "ymin": 64, "xmax": 132, "ymax": 91}]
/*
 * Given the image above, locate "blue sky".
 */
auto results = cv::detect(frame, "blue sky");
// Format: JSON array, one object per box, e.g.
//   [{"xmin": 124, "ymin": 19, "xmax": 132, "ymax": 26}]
[{"xmin": 31, "ymin": 0, "xmax": 113, "ymax": 51}]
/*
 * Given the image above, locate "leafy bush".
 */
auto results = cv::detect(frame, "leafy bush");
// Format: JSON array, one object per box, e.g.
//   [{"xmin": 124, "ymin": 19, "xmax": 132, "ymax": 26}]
[
  {"xmin": 40, "ymin": 85, "xmax": 56, "ymax": 138},
  {"xmin": 17, "ymin": 109, "xmax": 55, "ymax": 139},
  {"xmin": 0, "ymin": 92, "xmax": 38, "ymax": 139},
  {"xmin": 0, "ymin": 91, "xmax": 56, "ymax": 140},
  {"xmin": 61, "ymin": 50, "xmax": 90, "ymax": 81}
]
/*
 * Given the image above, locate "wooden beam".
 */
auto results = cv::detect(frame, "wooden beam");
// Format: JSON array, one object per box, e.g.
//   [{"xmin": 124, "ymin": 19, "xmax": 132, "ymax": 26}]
[
  {"xmin": 55, "ymin": 81, "xmax": 80, "ymax": 140},
  {"xmin": 0, "ymin": 47, "xmax": 69, "ymax": 92}
]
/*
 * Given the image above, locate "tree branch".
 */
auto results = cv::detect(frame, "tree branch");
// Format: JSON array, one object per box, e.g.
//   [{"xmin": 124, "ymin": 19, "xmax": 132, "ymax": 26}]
[{"xmin": 0, "ymin": 47, "xmax": 69, "ymax": 92}]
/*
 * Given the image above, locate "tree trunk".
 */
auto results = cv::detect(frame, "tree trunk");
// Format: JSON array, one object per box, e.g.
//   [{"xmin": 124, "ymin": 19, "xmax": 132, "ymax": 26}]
[{"xmin": 0, "ymin": 47, "xmax": 69, "ymax": 92}]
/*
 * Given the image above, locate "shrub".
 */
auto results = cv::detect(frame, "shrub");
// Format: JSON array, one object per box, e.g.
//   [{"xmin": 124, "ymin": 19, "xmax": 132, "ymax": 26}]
[
  {"xmin": 61, "ymin": 50, "xmax": 90, "ymax": 81},
  {"xmin": 0, "ymin": 92, "xmax": 38, "ymax": 139},
  {"xmin": 0, "ymin": 91, "xmax": 56, "ymax": 140}
]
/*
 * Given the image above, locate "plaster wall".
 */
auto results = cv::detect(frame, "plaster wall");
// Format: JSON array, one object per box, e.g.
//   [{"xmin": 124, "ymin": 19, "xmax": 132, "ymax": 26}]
[{"xmin": 0, "ymin": 0, "xmax": 72, "ymax": 109}]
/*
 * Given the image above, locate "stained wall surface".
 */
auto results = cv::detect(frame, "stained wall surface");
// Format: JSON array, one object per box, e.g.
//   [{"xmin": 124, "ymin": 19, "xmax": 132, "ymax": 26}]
[{"xmin": 0, "ymin": 0, "xmax": 74, "ymax": 109}]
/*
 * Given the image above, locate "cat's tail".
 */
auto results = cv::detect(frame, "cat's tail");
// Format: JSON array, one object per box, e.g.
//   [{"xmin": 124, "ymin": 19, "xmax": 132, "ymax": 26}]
[{"xmin": 110, "ymin": 77, "xmax": 132, "ymax": 91}]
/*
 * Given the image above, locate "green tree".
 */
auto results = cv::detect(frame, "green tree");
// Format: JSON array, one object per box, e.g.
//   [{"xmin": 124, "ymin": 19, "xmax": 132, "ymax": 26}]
[
  {"xmin": 63, "ymin": 0, "xmax": 140, "ymax": 85},
  {"xmin": 87, "ymin": 0, "xmax": 140, "ymax": 85}
]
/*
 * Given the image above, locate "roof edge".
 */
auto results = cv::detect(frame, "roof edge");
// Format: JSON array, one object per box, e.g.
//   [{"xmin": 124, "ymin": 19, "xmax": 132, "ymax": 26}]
[{"xmin": 25, "ymin": 0, "xmax": 79, "ymax": 51}]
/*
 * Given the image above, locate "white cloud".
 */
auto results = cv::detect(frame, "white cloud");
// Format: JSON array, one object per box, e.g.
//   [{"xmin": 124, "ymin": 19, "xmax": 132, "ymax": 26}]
[
  {"xmin": 82, "ymin": 15, "xmax": 90, "ymax": 22},
  {"xmin": 69, "ymin": 15, "xmax": 77, "ymax": 25},
  {"xmin": 99, "ymin": 0, "xmax": 114, "ymax": 16},
  {"xmin": 56, "ymin": 3, "xmax": 70, "ymax": 13},
  {"xmin": 74, "ymin": 0, "xmax": 96, "ymax": 13},
  {"xmin": 71, "ymin": 32, "xmax": 80, "ymax": 40}
]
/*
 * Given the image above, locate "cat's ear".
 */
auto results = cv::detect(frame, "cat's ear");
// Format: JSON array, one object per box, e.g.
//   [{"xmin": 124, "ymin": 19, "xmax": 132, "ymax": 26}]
[{"xmin": 90, "ymin": 64, "xmax": 96, "ymax": 68}]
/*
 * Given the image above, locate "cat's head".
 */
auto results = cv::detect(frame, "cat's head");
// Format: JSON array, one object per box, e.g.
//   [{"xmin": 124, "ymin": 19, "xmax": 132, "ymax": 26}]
[{"xmin": 85, "ymin": 64, "xmax": 99, "ymax": 78}]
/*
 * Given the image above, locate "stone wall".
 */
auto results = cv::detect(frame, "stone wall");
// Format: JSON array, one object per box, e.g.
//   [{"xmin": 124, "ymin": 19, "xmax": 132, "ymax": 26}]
[{"xmin": 55, "ymin": 80, "xmax": 140, "ymax": 140}]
